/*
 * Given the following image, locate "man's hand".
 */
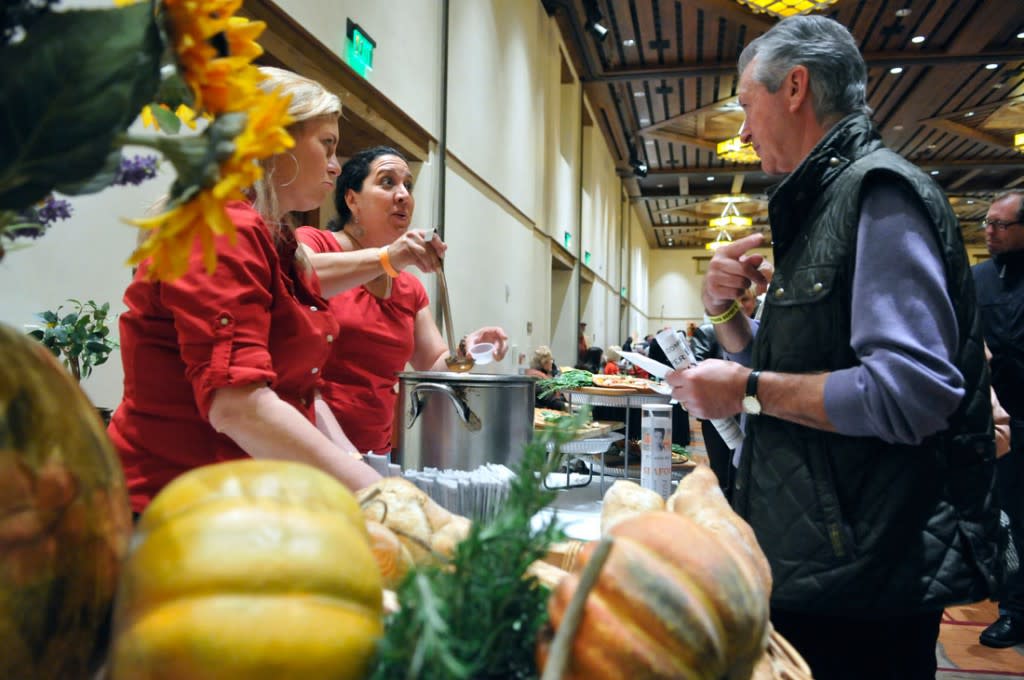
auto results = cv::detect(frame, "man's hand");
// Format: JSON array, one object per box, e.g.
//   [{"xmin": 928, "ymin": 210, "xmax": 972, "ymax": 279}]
[
  {"xmin": 703, "ymin": 233, "xmax": 768, "ymax": 314},
  {"xmin": 664, "ymin": 359, "xmax": 748, "ymax": 420}
]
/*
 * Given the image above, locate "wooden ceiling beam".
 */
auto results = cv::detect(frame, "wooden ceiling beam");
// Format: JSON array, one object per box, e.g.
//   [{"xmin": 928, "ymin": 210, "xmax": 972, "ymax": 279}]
[
  {"xmin": 639, "ymin": 130, "xmax": 720, "ymax": 152},
  {"xmin": 640, "ymin": 156, "xmax": 1024, "ymax": 179},
  {"xmin": 584, "ymin": 48, "xmax": 1024, "ymax": 83},
  {"xmin": 922, "ymin": 119, "xmax": 1012, "ymax": 151}
]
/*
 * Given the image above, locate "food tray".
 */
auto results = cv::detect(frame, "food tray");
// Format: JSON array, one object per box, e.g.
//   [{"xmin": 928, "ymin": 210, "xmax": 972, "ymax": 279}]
[
  {"xmin": 565, "ymin": 390, "xmax": 672, "ymax": 408},
  {"xmin": 550, "ymin": 432, "xmax": 625, "ymax": 455}
]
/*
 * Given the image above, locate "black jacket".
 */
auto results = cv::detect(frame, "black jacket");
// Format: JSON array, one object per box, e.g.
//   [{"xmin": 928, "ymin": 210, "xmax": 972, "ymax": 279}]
[{"xmin": 973, "ymin": 249, "xmax": 1024, "ymax": 419}]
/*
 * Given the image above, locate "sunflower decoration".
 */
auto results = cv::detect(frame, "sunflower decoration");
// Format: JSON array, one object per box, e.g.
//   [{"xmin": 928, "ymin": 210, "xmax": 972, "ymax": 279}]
[
  {"xmin": 124, "ymin": 0, "xmax": 295, "ymax": 280},
  {"xmin": 0, "ymin": 0, "xmax": 292, "ymax": 279}
]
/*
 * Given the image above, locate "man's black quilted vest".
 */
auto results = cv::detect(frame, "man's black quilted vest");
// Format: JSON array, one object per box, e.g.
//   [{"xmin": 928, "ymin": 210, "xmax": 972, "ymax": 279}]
[{"xmin": 733, "ymin": 114, "xmax": 1002, "ymax": 615}]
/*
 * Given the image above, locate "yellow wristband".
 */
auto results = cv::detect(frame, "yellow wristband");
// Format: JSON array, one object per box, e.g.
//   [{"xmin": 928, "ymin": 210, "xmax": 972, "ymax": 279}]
[
  {"xmin": 379, "ymin": 246, "xmax": 400, "ymax": 278},
  {"xmin": 707, "ymin": 300, "xmax": 741, "ymax": 324}
]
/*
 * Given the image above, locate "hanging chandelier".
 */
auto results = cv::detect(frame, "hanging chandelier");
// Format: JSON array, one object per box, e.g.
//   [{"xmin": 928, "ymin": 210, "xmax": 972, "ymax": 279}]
[
  {"xmin": 716, "ymin": 136, "xmax": 760, "ymax": 164},
  {"xmin": 709, "ymin": 200, "xmax": 753, "ymax": 230},
  {"xmin": 706, "ymin": 200, "xmax": 751, "ymax": 249},
  {"xmin": 733, "ymin": 0, "xmax": 840, "ymax": 19},
  {"xmin": 706, "ymin": 230, "xmax": 733, "ymax": 250}
]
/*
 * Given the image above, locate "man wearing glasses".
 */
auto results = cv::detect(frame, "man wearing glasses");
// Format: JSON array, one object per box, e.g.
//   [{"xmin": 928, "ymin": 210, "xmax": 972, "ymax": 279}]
[{"xmin": 974, "ymin": 191, "xmax": 1024, "ymax": 648}]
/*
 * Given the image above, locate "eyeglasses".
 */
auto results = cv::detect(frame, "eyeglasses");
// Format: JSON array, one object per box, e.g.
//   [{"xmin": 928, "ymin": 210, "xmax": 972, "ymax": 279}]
[{"xmin": 980, "ymin": 218, "xmax": 1023, "ymax": 231}]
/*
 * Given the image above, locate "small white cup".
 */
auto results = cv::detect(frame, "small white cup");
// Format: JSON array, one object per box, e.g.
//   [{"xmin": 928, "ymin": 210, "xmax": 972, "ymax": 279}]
[{"xmin": 468, "ymin": 342, "xmax": 495, "ymax": 365}]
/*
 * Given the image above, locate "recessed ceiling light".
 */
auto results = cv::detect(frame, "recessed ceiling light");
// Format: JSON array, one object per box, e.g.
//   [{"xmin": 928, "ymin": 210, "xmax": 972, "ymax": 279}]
[
  {"xmin": 663, "ymin": 215, "xmax": 670, "ymax": 222},
  {"xmin": 985, "ymin": 63, "xmax": 999, "ymax": 70},
  {"xmin": 895, "ymin": 8, "xmax": 911, "ymax": 17},
  {"xmin": 633, "ymin": 91, "xmax": 645, "ymax": 97},
  {"xmin": 930, "ymin": 170, "xmax": 939, "ymax": 176},
  {"xmin": 911, "ymin": 35, "xmax": 926, "ymax": 44},
  {"xmin": 640, "ymin": 118, "xmax": 650, "ymax": 124},
  {"xmin": 894, "ymin": 124, "xmax": 905, "ymax": 131},
  {"xmin": 890, "ymin": 67, "xmax": 904, "ymax": 75},
  {"xmin": 1018, "ymin": 31, "xmax": 1024, "ymax": 39},
  {"xmin": 623, "ymin": 39, "xmax": 636, "ymax": 47},
  {"xmin": 967, "ymin": 200, "xmax": 975, "ymax": 204},
  {"xmin": 928, "ymin": 144, "xmax": 938, "ymax": 149},
  {"xmin": 657, "ymin": 184, "xmax": 664, "ymax": 188},
  {"xmin": 965, "ymin": 111, "xmax": 975, "ymax": 117},
  {"xmin": 994, "ymin": 82, "xmax": 1005, "ymax": 89},
  {"xmin": 667, "ymin": 239, "xmax": 674, "ymax": 246},
  {"xmin": 706, "ymin": 176, "xmax": 715, "ymax": 182}
]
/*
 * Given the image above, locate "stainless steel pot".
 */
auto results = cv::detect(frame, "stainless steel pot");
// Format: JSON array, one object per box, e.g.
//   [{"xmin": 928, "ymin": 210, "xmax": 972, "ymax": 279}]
[{"xmin": 395, "ymin": 371, "xmax": 535, "ymax": 471}]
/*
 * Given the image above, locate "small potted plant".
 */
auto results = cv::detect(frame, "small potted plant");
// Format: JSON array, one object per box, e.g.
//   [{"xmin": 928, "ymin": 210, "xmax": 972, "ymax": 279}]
[{"xmin": 28, "ymin": 299, "xmax": 118, "ymax": 383}]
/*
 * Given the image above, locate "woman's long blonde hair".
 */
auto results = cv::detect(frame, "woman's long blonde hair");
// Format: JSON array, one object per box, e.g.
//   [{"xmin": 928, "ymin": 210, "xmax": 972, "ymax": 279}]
[{"xmin": 249, "ymin": 66, "xmax": 341, "ymax": 230}]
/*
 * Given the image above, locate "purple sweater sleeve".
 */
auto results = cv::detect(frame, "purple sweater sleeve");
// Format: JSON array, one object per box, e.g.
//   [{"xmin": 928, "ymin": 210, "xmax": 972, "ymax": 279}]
[{"xmin": 823, "ymin": 181, "xmax": 964, "ymax": 444}]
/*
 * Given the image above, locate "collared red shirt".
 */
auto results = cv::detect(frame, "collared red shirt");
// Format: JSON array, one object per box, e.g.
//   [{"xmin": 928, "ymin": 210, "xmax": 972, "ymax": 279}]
[{"xmin": 108, "ymin": 202, "xmax": 339, "ymax": 512}]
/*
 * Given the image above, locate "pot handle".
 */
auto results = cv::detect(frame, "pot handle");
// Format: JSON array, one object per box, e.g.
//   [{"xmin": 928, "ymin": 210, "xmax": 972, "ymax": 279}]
[{"xmin": 408, "ymin": 382, "xmax": 482, "ymax": 432}]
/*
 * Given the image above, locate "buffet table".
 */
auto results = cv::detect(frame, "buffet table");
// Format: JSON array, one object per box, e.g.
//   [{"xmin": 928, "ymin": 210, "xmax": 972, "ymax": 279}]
[{"xmin": 563, "ymin": 388, "xmax": 673, "ymax": 492}]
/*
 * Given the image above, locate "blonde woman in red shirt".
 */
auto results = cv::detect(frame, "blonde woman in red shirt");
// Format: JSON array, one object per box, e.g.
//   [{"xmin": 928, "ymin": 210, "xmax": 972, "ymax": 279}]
[{"xmin": 109, "ymin": 68, "xmax": 382, "ymax": 513}]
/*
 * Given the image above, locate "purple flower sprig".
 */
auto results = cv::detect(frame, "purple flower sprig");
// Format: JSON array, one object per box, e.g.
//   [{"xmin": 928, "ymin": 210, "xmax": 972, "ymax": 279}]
[
  {"xmin": 113, "ymin": 154, "xmax": 159, "ymax": 187},
  {"xmin": 36, "ymin": 197, "xmax": 72, "ymax": 226},
  {"xmin": 2, "ymin": 196, "xmax": 73, "ymax": 243}
]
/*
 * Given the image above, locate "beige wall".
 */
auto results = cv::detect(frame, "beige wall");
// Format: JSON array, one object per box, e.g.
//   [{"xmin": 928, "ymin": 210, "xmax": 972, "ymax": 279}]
[{"xmin": 0, "ymin": 0, "xmax": 647, "ymax": 409}]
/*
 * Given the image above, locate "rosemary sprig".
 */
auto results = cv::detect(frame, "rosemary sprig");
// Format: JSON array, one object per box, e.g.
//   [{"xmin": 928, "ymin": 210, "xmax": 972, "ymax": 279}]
[
  {"xmin": 370, "ymin": 411, "xmax": 590, "ymax": 680},
  {"xmin": 536, "ymin": 369, "xmax": 593, "ymax": 400}
]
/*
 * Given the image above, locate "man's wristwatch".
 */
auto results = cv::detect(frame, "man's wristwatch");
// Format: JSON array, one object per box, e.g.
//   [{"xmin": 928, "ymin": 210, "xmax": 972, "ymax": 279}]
[{"xmin": 742, "ymin": 370, "xmax": 762, "ymax": 416}]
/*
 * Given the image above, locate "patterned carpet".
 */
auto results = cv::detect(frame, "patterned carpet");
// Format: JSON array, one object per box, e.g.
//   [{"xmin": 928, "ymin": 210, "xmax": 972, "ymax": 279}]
[{"xmin": 938, "ymin": 600, "xmax": 1024, "ymax": 678}]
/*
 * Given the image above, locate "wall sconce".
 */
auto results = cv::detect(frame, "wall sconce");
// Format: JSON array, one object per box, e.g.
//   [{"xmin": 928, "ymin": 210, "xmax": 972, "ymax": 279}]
[{"xmin": 629, "ymin": 146, "xmax": 648, "ymax": 178}]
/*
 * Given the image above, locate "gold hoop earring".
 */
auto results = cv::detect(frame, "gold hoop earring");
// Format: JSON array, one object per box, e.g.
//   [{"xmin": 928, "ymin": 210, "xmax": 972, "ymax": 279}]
[{"xmin": 278, "ymin": 152, "xmax": 300, "ymax": 188}]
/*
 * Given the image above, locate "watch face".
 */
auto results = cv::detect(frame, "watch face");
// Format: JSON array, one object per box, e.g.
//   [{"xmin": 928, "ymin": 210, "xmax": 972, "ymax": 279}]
[{"xmin": 742, "ymin": 395, "xmax": 762, "ymax": 415}]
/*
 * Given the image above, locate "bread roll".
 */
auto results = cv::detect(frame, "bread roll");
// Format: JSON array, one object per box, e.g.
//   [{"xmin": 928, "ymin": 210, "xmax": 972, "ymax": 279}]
[{"xmin": 600, "ymin": 480, "xmax": 665, "ymax": 532}]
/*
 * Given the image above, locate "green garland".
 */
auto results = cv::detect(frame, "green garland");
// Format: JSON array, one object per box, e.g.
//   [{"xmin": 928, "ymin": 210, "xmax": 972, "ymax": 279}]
[{"xmin": 371, "ymin": 413, "xmax": 589, "ymax": 679}]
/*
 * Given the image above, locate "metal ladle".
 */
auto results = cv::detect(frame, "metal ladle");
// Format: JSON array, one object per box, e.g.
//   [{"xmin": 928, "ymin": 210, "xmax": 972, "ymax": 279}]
[{"xmin": 429, "ymin": 231, "xmax": 474, "ymax": 372}]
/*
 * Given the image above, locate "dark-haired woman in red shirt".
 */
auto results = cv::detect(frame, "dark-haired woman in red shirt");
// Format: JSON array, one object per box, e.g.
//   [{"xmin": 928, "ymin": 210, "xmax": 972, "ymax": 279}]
[{"xmin": 297, "ymin": 146, "xmax": 508, "ymax": 455}]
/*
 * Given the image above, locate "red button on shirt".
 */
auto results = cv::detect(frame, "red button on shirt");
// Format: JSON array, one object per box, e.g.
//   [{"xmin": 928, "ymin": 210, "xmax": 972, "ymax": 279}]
[{"xmin": 108, "ymin": 203, "xmax": 339, "ymax": 512}]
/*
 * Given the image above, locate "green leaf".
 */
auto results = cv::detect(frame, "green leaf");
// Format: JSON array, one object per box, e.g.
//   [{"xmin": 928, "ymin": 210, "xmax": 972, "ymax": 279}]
[
  {"xmin": 0, "ymin": 2, "xmax": 163, "ymax": 210},
  {"xmin": 56, "ymin": 148, "xmax": 123, "ymax": 196},
  {"xmin": 150, "ymin": 104, "xmax": 182, "ymax": 134}
]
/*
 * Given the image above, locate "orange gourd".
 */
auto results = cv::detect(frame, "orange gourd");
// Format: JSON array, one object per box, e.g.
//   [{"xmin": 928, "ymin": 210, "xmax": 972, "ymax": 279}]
[
  {"xmin": 538, "ymin": 511, "xmax": 770, "ymax": 680},
  {"xmin": 0, "ymin": 323, "xmax": 132, "ymax": 679},
  {"xmin": 109, "ymin": 459, "xmax": 383, "ymax": 680}
]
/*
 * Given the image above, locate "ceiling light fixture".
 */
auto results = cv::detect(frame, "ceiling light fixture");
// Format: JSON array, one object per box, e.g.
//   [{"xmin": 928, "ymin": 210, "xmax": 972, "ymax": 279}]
[
  {"xmin": 623, "ymin": 38, "xmax": 636, "ymax": 47},
  {"xmin": 584, "ymin": 0, "xmax": 609, "ymax": 41},
  {"xmin": 911, "ymin": 35, "xmax": 926, "ymax": 44},
  {"xmin": 733, "ymin": 0, "xmax": 839, "ymax": 19},
  {"xmin": 706, "ymin": 230, "xmax": 733, "ymax": 251},
  {"xmin": 985, "ymin": 63, "xmax": 999, "ymax": 70},
  {"xmin": 709, "ymin": 200, "xmax": 753, "ymax": 231},
  {"xmin": 1015, "ymin": 132, "xmax": 1024, "ymax": 151},
  {"xmin": 628, "ymin": 145, "xmax": 649, "ymax": 178},
  {"xmin": 716, "ymin": 135, "xmax": 760, "ymax": 163},
  {"xmin": 889, "ymin": 67, "xmax": 904, "ymax": 75}
]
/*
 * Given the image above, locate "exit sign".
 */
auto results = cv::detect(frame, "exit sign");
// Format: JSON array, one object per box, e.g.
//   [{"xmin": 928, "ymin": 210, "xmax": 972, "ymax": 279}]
[{"xmin": 345, "ymin": 19, "xmax": 376, "ymax": 78}]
